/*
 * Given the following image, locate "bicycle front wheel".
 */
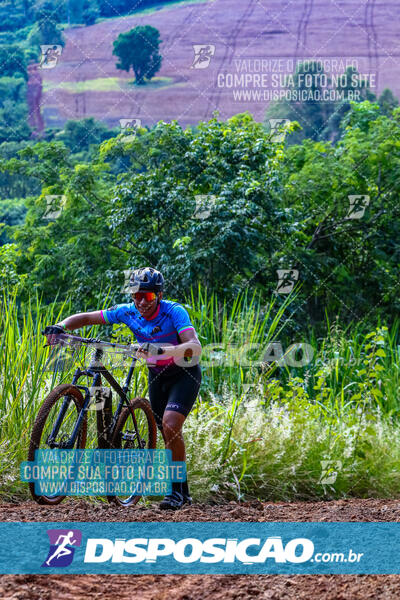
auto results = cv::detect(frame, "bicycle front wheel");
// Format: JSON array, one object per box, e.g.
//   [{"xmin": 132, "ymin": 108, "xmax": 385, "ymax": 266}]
[
  {"xmin": 108, "ymin": 398, "xmax": 157, "ymax": 507},
  {"xmin": 28, "ymin": 384, "xmax": 87, "ymax": 505}
]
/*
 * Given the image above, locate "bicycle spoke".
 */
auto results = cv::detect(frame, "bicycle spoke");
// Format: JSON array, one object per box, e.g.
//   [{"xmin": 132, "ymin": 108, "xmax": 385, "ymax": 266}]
[
  {"xmin": 108, "ymin": 398, "xmax": 157, "ymax": 507},
  {"xmin": 28, "ymin": 385, "xmax": 86, "ymax": 505}
]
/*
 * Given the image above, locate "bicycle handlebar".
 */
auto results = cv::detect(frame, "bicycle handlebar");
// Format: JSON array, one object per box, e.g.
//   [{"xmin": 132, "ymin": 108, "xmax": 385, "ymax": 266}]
[{"xmin": 42, "ymin": 331, "xmax": 165, "ymax": 355}]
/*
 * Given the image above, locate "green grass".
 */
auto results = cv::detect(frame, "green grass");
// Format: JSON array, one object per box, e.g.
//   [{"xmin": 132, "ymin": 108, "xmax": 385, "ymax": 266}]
[
  {"xmin": 43, "ymin": 76, "xmax": 178, "ymax": 93},
  {"xmin": 127, "ymin": 77, "xmax": 181, "ymax": 90},
  {"xmin": 1, "ymin": 287, "xmax": 400, "ymax": 502},
  {"xmin": 186, "ymin": 392, "xmax": 400, "ymax": 502},
  {"xmin": 43, "ymin": 78, "xmax": 123, "ymax": 93}
]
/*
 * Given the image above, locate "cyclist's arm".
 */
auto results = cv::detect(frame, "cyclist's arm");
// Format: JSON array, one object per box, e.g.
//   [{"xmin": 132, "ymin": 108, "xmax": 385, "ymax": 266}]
[
  {"xmin": 178, "ymin": 327, "xmax": 202, "ymax": 347},
  {"xmin": 57, "ymin": 311, "xmax": 105, "ymax": 331},
  {"xmin": 135, "ymin": 328, "xmax": 202, "ymax": 361},
  {"xmin": 159, "ymin": 328, "xmax": 202, "ymax": 359}
]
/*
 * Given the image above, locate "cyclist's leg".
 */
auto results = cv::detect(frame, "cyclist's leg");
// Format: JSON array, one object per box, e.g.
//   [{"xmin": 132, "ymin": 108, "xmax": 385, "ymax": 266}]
[
  {"xmin": 162, "ymin": 411, "xmax": 186, "ymax": 461},
  {"xmin": 161, "ymin": 365, "xmax": 201, "ymax": 500},
  {"xmin": 147, "ymin": 369, "xmax": 169, "ymax": 433},
  {"xmin": 162, "ymin": 365, "xmax": 201, "ymax": 452}
]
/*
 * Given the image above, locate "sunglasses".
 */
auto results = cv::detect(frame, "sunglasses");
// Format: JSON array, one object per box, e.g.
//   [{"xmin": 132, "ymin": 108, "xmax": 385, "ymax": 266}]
[{"xmin": 133, "ymin": 291, "xmax": 157, "ymax": 302}]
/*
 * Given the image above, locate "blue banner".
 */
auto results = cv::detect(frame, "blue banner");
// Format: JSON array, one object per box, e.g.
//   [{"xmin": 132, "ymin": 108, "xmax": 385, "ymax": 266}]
[
  {"xmin": 0, "ymin": 522, "xmax": 399, "ymax": 574},
  {"xmin": 20, "ymin": 449, "xmax": 185, "ymax": 496}
]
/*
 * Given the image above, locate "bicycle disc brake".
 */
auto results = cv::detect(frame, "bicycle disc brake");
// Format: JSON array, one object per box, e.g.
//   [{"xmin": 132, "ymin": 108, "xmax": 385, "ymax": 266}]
[{"xmin": 121, "ymin": 430, "xmax": 145, "ymax": 448}]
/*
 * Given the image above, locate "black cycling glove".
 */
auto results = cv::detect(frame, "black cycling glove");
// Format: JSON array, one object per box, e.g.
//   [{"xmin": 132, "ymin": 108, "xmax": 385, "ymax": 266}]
[
  {"xmin": 140, "ymin": 342, "xmax": 165, "ymax": 355},
  {"xmin": 42, "ymin": 325, "xmax": 66, "ymax": 336}
]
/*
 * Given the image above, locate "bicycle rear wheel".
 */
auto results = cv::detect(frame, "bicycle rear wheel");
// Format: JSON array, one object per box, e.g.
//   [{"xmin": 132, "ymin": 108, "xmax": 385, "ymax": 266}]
[
  {"xmin": 108, "ymin": 398, "xmax": 157, "ymax": 507},
  {"xmin": 28, "ymin": 384, "xmax": 87, "ymax": 505}
]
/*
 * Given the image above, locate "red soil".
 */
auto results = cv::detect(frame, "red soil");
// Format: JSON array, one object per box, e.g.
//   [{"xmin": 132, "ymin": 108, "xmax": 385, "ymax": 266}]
[{"xmin": 1, "ymin": 497, "xmax": 400, "ymax": 599}]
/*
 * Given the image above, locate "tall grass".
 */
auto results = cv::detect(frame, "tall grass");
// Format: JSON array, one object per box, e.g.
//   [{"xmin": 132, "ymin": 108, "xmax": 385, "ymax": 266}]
[
  {"xmin": 1, "ymin": 287, "xmax": 400, "ymax": 501},
  {"xmin": 0, "ymin": 289, "xmax": 148, "ymax": 498},
  {"xmin": 0, "ymin": 292, "xmax": 71, "ymax": 488},
  {"xmin": 186, "ymin": 394, "xmax": 400, "ymax": 502},
  {"xmin": 186, "ymin": 284, "xmax": 296, "ymax": 395}
]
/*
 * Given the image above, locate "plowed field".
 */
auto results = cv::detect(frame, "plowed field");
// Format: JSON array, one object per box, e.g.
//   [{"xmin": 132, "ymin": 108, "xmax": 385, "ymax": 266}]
[{"xmin": 41, "ymin": 0, "xmax": 400, "ymax": 128}]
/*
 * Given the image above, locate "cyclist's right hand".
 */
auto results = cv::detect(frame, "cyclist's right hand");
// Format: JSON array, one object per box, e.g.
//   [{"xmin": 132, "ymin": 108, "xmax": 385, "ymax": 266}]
[{"xmin": 42, "ymin": 325, "xmax": 65, "ymax": 345}]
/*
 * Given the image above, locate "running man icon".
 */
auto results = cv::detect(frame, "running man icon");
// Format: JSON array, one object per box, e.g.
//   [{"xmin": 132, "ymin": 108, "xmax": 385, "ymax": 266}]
[
  {"xmin": 191, "ymin": 45, "xmax": 215, "ymax": 69},
  {"xmin": 46, "ymin": 531, "xmax": 76, "ymax": 565},
  {"xmin": 276, "ymin": 269, "xmax": 299, "ymax": 294},
  {"xmin": 42, "ymin": 528, "xmax": 82, "ymax": 568}
]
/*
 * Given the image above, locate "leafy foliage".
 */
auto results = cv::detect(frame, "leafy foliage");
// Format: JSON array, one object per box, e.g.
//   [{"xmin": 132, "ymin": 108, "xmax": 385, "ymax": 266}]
[
  {"xmin": 55, "ymin": 117, "xmax": 118, "ymax": 156},
  {"xmin": 0, "ymin": 141, "xmax": 41, "ymax": 199},
  {"xmin": 0, "ymin": 197, "xmax": 27, "ymax": 244},
  {"xmin": 113, "ymin": 25, "xmax": 162, "ymax": 84},
  {"xmin": 265, "ymin": 61, "xmax": 397, "ymax": 144},
  {"xmin": 27, "ymin": 1, "xmax": 65, "ymax": 47},
  {"xmin": 280, "ymin": 101, "xmax": 400, "ymax": 325},
  {"xmin": 0, "ymin": 105, "xmax": 399, "ymax": 332},
  {"xmin": 0, "ymin": 45, "xmax": 27, "ymax": 79}
]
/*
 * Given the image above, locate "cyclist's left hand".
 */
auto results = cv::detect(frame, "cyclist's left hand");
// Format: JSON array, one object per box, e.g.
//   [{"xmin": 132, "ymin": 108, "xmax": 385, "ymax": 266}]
[
  {"xmin": 135, "ymin": 342, "xmax": 165, "ymax": 360},
  {"xmin": 42, "ymin": 325, "xmax": 65, "ymax": 346},
  {"xmin": 135, "ymin": 344, "xmax": 150, "ymax": 360}
]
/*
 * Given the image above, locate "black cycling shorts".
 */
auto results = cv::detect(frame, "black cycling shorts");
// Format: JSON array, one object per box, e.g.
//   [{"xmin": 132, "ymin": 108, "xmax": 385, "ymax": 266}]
[{"xmin": 147, "ymin": 364, "xmax": 202, "ymax": 430}]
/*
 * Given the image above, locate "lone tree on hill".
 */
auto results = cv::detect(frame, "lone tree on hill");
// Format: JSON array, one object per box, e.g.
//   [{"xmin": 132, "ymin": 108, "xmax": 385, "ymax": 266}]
[{"xmin": 112, "ymin": 25, "xmax": 162, "ymax": 85}]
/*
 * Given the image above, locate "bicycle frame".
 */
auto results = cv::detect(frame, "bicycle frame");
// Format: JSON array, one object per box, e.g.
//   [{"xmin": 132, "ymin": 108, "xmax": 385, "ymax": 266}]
[{"xmin": 46, "ymin": 346, "xmax": 143, "ymax": 450}]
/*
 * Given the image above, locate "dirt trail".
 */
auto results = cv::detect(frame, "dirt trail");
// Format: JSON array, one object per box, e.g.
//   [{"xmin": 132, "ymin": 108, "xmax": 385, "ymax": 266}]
[
  {"xmin": 1, "ymin": 498, "xmax": 400, "ymax": 599},
  {"xmin": 2, "ymin": 573, "xmax": 400, "ymax": 600},
  {"xmin": 1, "ymin": 496, "xmax": 400, "ymax": 522}
]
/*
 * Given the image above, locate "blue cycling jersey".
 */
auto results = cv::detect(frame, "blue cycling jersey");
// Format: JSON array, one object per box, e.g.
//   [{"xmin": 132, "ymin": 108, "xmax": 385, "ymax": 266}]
[{"xmin": 101, "ymin": 299, "xmax": 195, "ymax": 373}]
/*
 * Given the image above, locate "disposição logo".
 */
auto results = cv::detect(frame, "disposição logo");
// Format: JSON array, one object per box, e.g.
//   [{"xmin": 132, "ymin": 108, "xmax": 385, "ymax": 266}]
[
  {"xmin": 42, "ymin": 529, "xmax": 82, "ymax": 567},
  {"xmin": 84, "ymin": 536, "xmax": 314, "ymax": 564}
]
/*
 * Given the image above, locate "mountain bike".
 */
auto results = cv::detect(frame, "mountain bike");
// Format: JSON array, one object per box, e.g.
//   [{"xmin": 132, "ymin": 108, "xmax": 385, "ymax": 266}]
[{"xmin": 28, "ymin": 332, "xmax": 160, "ymax": 507}]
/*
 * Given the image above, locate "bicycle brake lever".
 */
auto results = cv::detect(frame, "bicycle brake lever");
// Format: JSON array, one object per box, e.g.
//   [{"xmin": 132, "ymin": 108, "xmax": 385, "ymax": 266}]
[
  {"xmin": 137, "ymin": 342, "xmax": 165, "ymax": 355},
  {"xmin": 43, "ymin": 341, "xmax": 61, "ymax": 348}
]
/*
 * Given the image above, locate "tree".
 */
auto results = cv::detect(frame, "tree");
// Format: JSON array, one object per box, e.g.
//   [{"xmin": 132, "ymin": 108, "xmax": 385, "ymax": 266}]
[
  {"xmin": 0, "ymin": 197, "xmax": 27, "ymax": 244},
  {"xmin": 112, "ymin": 25, "xmax": 162, "ymax": 85},
  {"xmin": 0, "ymin": 0, "xmax": 32, "ymax": 32},
  {"xmin": 66, "ymin": 0, "xmax": 83, "ymax": 25},
  {"xmin": 0, "ymin": 116, "xmax": 286, "ymax": 307},
  {"xmin": 1, "ymin": 140, "xmax": 115, "ymax": 304},
  {"xmin": 28, "ymin": 1, "xmax": 65, "ymax": 47},
  {"xmin": 0, "ymin": 141, "xmax": 41, "ymax": 199},
  {"xmin": 56, "ymin": 117, "xmax": 117, "ymax": 155},
  {"xmin": 378, "ymin": 88, "xmax": 399, "ymax": 117},
  {"xmin": 82, "ymin": 0, "xmax": 99, "ymax": 26},
  {"xmin": 102, "ymin": 114, "xmax": 287, "ymax": 298},
  {"xmin": 2, "ymin": 108, "xmax": 400, "ymax": 332},
  {"xmin": 0, "ymin": 45, "xmax": 27, "ymax": 80},
  {"xmin": 0, "ymin": 99, "xmax": 31, "ymax": 142},
  {"xmin": 265, "ymin": 62, "xmax": 379, "ymax": 144},
  {"xmin": 0, "ymin": 243, "xmax": 23, "ymax": 287},
  {"xmin": 279, "ymin": 101, "xmax": 400, "ymax": 326}
]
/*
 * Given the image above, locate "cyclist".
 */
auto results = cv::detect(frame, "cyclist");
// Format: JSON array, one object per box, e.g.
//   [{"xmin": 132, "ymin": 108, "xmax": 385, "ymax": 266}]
[{"xmin": 45, "ymin": 267, "xmax": 202, "ymax": 510}]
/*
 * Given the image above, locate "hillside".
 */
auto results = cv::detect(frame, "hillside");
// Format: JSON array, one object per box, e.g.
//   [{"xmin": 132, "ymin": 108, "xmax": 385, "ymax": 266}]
[{"xmin": 40, "ymin": 0, "xmax": 400, "ymax": 128}]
